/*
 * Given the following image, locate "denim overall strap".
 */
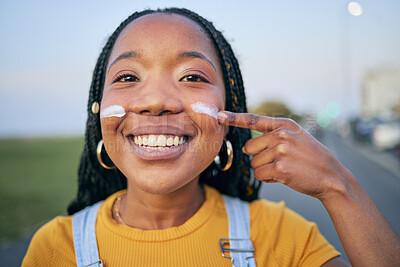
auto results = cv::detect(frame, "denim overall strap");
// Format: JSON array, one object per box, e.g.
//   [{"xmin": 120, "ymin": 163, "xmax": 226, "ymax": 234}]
[
  {"xmin": 72, "ymin": 201, "xmax": 104, "ymax": 267},
  {"xmin": 221, "ymin": 195, "xmax": 256, "ymax": 267}
]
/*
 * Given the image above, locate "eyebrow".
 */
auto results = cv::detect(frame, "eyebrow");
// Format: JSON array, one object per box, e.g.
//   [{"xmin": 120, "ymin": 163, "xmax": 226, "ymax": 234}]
[
  {"xmin": 179, "ymin": 51, "xmax": 217, "ymax": 73},
  {"xmin": 107, "ymin": 50, "xmax": 217, "ymax": 73},
  {"xmin": 107, "ymin": 51, "xmax": 138, "ymax": 73}
]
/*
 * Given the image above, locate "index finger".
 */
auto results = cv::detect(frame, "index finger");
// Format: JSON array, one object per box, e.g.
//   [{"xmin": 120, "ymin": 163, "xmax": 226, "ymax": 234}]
[{"xmin": 217, "ymin": 111, "xmax": 282, "ymax": 132}]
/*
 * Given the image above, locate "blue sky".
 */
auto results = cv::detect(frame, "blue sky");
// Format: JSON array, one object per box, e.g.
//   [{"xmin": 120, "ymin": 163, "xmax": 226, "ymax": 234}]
[{"xmin": 0, "ymin": 0, "xmax": 399, "ymax": 137}]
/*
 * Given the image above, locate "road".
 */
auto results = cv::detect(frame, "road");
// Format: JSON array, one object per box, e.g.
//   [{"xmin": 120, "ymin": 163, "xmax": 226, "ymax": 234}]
[
  {"xmin": 259, "ymin": 131, "xmax": 400, "ymax": 263},
  {"xmin": 2, "ymin": 131, "xmax": 399, "ymax": 266}
]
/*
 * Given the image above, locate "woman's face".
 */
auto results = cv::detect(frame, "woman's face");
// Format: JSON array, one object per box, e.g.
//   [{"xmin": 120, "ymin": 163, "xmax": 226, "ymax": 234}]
[{"xmin": 100, "ymin": 13, "xmax": 226, "ymax": 194}]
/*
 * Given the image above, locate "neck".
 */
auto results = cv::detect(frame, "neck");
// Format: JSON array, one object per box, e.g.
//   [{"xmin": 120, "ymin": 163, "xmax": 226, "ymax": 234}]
[{"xmin": 119, "ymin": 178, "xmax": 205, "ymax": 230}]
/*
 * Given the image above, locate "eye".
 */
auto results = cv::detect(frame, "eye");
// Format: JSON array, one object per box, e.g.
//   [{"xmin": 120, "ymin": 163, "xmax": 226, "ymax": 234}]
[
  {"xmin": 113, "ymin": 73, "xmax": 139, "ymax": 83},
  {"xmin": 180, "ymin": 74, "xmax": 209, "ymax": 83}
]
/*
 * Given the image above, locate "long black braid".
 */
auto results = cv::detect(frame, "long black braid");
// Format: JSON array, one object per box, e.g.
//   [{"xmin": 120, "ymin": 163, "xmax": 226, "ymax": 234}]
[{"xmin": 67, "ymin": 8, "xmax": 261, "ymax": 215}]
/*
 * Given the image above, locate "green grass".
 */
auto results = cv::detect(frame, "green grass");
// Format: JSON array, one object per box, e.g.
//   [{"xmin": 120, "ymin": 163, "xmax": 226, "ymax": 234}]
[{"xmin": 0, "ymin": 137, "xmax": 84, "ymax": 244}]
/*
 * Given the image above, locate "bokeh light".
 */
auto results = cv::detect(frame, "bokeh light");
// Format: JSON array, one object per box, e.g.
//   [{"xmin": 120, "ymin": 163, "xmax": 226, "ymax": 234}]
[
  {"xmin": 326, "ymin": 101, "xmax": 341, "ymax": 118},
  {"xmin": 317, "ymin": 110, "xmax": 331, "ymax": 128},
  {"xmin": 348, "ymin": 2, "xmax": 363, "ymax": 16}
]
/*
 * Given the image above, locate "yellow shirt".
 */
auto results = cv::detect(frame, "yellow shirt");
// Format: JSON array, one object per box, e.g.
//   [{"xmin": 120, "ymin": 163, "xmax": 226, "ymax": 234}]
[{"xmin": 22, "ymin": 186, "xmax": 339, "ymax": 266}]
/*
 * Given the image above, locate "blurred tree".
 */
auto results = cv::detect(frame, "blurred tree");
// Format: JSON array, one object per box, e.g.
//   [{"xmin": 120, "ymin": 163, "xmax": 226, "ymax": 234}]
[{"xmin": 249, "ymin": 101, "xmax": 301, "ymax": 122}]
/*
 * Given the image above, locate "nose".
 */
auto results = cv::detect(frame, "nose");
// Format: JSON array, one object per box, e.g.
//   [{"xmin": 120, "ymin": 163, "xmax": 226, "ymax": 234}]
[{"xmin": 129, "ymin": 77, "xmax": 184, "ymax": 116}]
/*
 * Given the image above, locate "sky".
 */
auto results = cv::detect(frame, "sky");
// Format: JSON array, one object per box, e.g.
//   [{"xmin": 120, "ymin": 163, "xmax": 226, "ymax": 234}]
[{"xmin": 0, "ymin": 0, "xmax": 399, "ymax": 137}]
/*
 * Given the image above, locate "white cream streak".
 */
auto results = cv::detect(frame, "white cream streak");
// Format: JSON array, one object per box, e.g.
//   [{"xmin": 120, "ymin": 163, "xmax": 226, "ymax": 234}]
[
  {"xmin": 191, "ymin": 102, "xmax": 219, "ymax": 120},
  {"xmin": 100, "ymin": 105, "xmax": 126, "ymax": 118}
]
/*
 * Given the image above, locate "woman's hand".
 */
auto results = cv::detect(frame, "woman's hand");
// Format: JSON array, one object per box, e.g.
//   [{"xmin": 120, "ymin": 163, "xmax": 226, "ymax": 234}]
[
  {"xmin": 217, "ymin": 111, "xmax": 351, "ymax": 201},
  {"xmin": 218, "ymin": 110, "xmax": 400, "ymax": 266}
]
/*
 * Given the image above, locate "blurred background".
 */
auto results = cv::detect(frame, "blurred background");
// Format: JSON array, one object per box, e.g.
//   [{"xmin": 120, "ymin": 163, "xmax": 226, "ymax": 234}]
[{"xmin": 1, "ymin": 0, "xmax": 399, "ymax": 265}]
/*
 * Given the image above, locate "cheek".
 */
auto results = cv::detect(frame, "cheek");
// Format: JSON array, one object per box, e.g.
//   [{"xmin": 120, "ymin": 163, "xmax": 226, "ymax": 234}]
[
  {"xmin": 188, "ymin": 100, "xmax": 223, "ymax": 132},
  {"xmin": 100, "ymin": 118, "xmax": 118, "ymax": 138},
  {"xmin": 100, "ymin": 118, "xmax": 124, "ymax": 160},
  {"xmin": 99, "ymin": 90, "xmax": 129, "ymax": 136},
  {"xmin": 101, "ymin": 88, "xmax": 125, "ymax": 107},
  {"xmin": 191, "ymin": 113, "xmax": 222, "ymax": 136},
  {"xmin": 103, "ymin": 134, "xmax": 121, "ymax": 160},
  {"xmin": 100, "ymin": 86, "xmax": 134, "ymax": 115},
  {"xmin": 185, "ymin": 93, "xmax": 225, "ymax": 143},
  {"xmin": 189, "ymin": 108, "xmax": 225, "ymax": 158}
]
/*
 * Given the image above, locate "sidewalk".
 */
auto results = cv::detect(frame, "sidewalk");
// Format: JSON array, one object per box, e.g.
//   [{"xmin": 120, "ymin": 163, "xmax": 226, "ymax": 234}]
[{"xmin": 0, "ymin": 233, "xmax": 33, "ymax": 267}]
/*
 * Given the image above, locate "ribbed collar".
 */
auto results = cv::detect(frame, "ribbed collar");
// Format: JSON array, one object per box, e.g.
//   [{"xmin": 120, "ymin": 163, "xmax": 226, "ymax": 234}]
[{"xmin": 99, "ymin": 185, "xmax": 220, "ymax": 242}]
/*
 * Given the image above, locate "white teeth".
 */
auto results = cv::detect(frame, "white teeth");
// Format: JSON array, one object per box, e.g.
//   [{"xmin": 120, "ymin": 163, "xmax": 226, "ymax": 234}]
[
  {"xmin": 133, "ymin": 134, "xmax": 187, "ymax": 147},
  {"xmin": 142, "ymin": 136, "xmax": 148, "ymax": 146},
  {"xmin": 148, "ymin": 135, "xmax": 157, "ymax": 146},
  {"xmin": 157, "ymin": 135, "xmax": 166, "ymax": 146},
  {"xmin": 166, "ymin": 137, "xmax": 174, "ymax": 146},
  {"xmin": 173, "ymin": 136, "xmax": 179, "ymax": 146}
]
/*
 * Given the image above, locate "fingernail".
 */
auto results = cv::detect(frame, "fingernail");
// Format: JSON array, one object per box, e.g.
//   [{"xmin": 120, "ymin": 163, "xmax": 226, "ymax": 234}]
[
  {"xmin": 242, "ymin": 146, "xmax": 247, "ymax": 154},
  {"xmin": 217, "ymin": 112, "xmax": 228, "ymax": 122}
]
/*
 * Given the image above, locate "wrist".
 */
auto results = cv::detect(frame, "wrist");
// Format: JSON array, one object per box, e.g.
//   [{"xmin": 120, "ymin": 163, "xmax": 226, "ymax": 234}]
[{"xmin": 317, "ymin": 165, "xmax": 360, "ymax": 206}]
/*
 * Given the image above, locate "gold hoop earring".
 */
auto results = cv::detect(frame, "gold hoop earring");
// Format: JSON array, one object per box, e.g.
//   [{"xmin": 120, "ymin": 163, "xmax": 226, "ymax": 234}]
[
  {"xmin": 214, "ymin": 139, "xmax": 233, "ymax": 171},
  {"xmin": 96, "ymin": 139, "xmax": 116, "ymax": 170}
]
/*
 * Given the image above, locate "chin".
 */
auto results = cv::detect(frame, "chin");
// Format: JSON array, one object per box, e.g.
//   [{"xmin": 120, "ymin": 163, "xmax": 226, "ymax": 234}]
[{"xmin": 126, "ymin": 170, "xmax": 200, "ymax": 196}]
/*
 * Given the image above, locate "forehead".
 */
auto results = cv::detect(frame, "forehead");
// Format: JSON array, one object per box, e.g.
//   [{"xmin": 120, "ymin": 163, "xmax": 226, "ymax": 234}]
[
  {"xmin": 109, "ymin": 13, "xmax": 217, "ymax": 63},
  {"xmin": 125, "ymin": 12, "xmax": 209, "ymax": 39}
]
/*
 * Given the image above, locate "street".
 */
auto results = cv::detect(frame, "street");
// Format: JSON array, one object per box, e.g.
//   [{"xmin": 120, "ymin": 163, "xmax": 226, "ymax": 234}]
[{"xmin": 260, "ymin": 131, "xmax": 400, "ymax": 263}]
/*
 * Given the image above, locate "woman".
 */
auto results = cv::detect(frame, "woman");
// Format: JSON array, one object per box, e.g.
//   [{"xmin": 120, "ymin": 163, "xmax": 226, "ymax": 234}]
[{"xmin": 23, "ymin": 8, "xmax": 399, "ymax": 266}]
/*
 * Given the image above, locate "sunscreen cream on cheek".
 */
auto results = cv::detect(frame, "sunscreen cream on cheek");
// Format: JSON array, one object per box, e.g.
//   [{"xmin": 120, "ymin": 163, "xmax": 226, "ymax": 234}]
[
  {"xmin": 100, "ymin": 105, "xmax": 126, "ymax": 118},
  {"xmin": 191, "ymin": 102, "xmax": 219, "ymax": 120}
]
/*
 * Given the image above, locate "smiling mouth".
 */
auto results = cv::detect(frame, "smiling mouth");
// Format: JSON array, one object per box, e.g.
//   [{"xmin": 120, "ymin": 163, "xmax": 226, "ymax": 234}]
[
  {"xmin": 127, "ymin": 135, "xmax": 193, "ymax": 164},
  {"xmin": 128, "ymin": 134, "xmax": 191, "ymax": 161}
]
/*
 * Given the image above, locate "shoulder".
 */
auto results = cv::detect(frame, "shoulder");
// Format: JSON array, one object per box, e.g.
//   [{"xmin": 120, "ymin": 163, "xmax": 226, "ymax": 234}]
[
  {"xmin": 22, "ymin": 216, "xmax": 76, "ymax": 266},
  {"xmin": 249, "ymin": 198, "xmax": 311, "ymax": 231},
  {"xmin": 248, "ymin": 199, "xmax": 318, "ymax": 245},
  {"xmin": 27, "ymin": 216, "xmax": 73, "ymax": 250},
  {"xmin": 249, "ymin": 199, "xmax": 340, "ymax": 266},
  {"xmin": 249, "ymin": 198, "xmax": 299, "ymax": 247}
]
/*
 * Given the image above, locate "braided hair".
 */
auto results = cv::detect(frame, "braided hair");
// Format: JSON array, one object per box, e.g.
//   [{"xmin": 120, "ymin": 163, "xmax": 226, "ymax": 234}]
[{"xmin": 67, "ymin": 8, "xmax": 261, "ymax": 215}]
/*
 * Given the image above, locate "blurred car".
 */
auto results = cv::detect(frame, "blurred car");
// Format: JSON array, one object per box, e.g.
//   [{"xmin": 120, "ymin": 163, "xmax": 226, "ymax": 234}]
[
  {"xmin": 371, "ymin": 121, "xmax": 400, "ymax": 150},
  {"xmin": 353, "ymin": 118, "xmax": 381, "ymax": 142}
]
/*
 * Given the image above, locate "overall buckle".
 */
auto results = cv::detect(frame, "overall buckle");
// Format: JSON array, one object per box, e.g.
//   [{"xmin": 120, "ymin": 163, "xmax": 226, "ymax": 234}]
[{"xmin": 220, "ymin": 238, "xmax": 255, "ymax": 267}]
